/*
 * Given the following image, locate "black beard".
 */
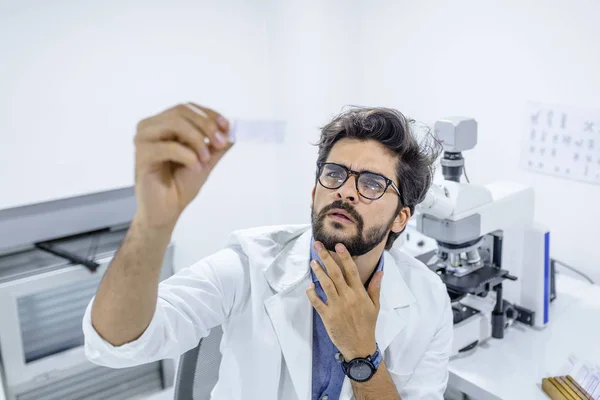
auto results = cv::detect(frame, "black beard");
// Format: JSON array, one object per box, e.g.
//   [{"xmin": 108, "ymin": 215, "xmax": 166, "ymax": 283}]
[{"xmin": 311, "ymin": 200, "xmax": 395, "ymax": 256}]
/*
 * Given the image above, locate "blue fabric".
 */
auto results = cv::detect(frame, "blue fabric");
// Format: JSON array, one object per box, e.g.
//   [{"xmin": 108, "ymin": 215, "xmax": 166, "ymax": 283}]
[{"xmin": 310, "ymin": 239, "xmax": 384, "ymax": 400}]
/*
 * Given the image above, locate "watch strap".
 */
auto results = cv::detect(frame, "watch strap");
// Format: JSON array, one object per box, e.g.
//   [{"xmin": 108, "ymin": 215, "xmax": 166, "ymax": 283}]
[
  {"xmin": 371, "ymin": 344, "xmax": 382, "ymax": 369},
  {"xmin": 339, "ymin": 343, "xmax": 382, "ymax": 374}
]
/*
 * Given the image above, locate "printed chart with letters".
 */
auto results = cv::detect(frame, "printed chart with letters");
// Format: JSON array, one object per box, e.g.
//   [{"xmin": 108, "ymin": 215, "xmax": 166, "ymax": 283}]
[{"xmin": 522, "ymin": 102, "xmax": 600, "ymax": 185}]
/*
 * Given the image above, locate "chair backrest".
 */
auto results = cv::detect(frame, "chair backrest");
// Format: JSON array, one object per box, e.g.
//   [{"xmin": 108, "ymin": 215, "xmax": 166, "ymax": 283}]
[{"xmin": 174, "ymin": 325, "xmax": 224, "ymax": 400}]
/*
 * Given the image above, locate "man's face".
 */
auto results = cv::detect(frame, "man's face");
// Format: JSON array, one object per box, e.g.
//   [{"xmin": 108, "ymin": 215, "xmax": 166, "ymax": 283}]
[{"xmin": 311, "ymin": 138, "xmax": 408, "ymax": 256}]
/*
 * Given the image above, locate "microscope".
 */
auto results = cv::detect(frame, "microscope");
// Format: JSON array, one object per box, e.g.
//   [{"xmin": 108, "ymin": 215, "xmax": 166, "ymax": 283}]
[{"xmin": 406, "ymin": 117, "xmax": 551, "ymax": 357}]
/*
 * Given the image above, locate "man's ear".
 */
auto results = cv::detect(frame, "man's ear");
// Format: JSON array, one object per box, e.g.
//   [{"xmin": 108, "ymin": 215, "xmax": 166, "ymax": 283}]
[
  {"xmin": 311, "ymin": 186, "xmax": 316, "ymax": 206},
  {"xmin": 391, "ymin": 207, "xmax": 411, "ymax": 233}
]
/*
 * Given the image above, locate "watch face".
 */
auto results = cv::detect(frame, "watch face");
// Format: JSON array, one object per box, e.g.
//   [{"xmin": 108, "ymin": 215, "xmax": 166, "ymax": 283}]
[{"xmin": 348, "ymin": 360, "xmax": 374, "ymax": 382}]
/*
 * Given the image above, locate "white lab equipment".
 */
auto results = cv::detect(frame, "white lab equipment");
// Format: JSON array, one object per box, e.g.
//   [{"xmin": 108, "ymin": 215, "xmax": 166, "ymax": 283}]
[
  {"xmin": 407, "ymin": 116, "xmax": 551, "ymax": 357},
  {"xmin": 0, "ymin": 188, "xmax": 175, "ymax": 400}
]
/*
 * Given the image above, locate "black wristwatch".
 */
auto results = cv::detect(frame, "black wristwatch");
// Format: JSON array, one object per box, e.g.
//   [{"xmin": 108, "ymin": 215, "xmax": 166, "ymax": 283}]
[{"xmin": 338, "ymin": 344, "xmax": 382, "ymax": 382}]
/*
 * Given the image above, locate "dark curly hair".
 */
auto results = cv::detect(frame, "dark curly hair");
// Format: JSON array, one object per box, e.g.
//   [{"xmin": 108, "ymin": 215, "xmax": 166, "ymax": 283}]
[{"xmin": 315, "ymin": 106, "xmax": 442, "ymax": 250}]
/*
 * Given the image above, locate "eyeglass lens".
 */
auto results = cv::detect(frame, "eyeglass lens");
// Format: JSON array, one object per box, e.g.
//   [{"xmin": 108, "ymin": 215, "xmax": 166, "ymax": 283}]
[{"xmin": 319, "ymin": 163, "xmax": 387, "ymax": 199}]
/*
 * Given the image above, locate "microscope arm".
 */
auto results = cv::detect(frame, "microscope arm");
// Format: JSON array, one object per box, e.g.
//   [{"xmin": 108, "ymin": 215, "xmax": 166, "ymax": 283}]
[{"xmin": 415, "ymin": 184, "xmax": 455, "ymax": 220}]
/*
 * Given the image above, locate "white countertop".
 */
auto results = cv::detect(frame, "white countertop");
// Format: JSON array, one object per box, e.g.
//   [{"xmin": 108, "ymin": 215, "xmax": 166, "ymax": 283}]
[{"xmin": 448, "ymin": 273, "xmax": 600, "ymax": 400}]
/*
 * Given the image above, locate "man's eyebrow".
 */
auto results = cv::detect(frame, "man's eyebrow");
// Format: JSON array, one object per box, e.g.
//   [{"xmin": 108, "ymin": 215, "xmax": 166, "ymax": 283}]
[
  {"xmin": 355, "ymin": 165, "xmax": 387, "ymax": 177},
  {"xmin": 331, "ymin": 161, "xmax": 388, "ymax": 177}
]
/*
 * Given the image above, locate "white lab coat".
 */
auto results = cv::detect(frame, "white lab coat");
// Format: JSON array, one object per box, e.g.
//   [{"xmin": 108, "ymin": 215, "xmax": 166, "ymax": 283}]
[{"xmin": 82, "ymin": 224, "xmax": 453, "ymax": 400}]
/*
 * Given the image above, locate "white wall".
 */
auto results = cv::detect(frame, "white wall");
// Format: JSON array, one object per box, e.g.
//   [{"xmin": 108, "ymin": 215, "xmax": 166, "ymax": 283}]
[
  {"xmin": 0, "ymin": 0, "xmax": 283, "ymax": 269},
  {"xmin": 359, "ymin": 0, "xmax": 600, "ymax": 283}
]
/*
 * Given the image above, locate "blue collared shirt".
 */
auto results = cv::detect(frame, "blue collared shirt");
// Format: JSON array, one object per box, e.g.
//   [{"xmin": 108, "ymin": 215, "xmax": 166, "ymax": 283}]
[{"xmin": 309, "ymin": 239, "xmax": 384, "ymax": 400}]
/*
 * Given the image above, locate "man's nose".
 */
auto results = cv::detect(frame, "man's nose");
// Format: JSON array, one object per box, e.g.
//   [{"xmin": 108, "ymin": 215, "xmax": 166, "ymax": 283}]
[{"xmin": 336, "ymin": 176, "xmax": 358, "ymax": 203}]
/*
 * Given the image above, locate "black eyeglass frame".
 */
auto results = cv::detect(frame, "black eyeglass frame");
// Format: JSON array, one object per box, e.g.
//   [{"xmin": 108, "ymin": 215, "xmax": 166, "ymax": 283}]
[{"xmin": 316, "ymin": 162, "xmax": 405, "ymax": 204}]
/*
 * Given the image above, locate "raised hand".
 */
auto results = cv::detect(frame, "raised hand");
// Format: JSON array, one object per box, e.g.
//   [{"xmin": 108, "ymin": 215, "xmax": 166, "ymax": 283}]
[
  {"xmin": 133, "ymin": 102, "xmax": 234, "ymax": 229},
  {"xmin": 306, "ymin": 241, "xmax": 383, "ymax": 360}
]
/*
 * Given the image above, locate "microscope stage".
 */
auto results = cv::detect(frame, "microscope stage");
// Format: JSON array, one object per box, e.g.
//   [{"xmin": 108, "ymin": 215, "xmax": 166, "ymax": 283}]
[{"xmin": 435, "ymin": 265, "xmax": 510, "ymax": 295}]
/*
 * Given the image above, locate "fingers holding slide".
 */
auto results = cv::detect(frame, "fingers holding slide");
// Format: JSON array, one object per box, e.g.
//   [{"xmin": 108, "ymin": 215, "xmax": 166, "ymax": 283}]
[
  {"xmin": 140, "ymin": 117, "xmax": 212, "ymax": 163},
  {"xmin": 180, "ymin": 103, "xmax": 235, "ymax": 169},
  {"xmin": 134, "ymin": 102, "xmax": 234, "ymax": 174},
  {"xmin": 185, "ymin": 102, "xmax": 230, "ymax": 135},
  {"xmin": 131, "ymin": 101, "xmax": 235, "ymax": 229},
  {"xmin": 182, "ymin": 103, "xmax": 232, "ymax": 149}
]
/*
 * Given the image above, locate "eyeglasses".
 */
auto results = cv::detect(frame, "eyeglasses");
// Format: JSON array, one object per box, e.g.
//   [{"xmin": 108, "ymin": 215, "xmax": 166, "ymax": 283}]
[{"xmin": 317, "ymin": 162, "xmax": 404, "ymax": 202}]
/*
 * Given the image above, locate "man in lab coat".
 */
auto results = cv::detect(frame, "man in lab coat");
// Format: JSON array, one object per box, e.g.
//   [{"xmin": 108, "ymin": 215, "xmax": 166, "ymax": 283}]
[{"xmin": 82, "ymin": 102, "xmax": 453, "ymax": 400}]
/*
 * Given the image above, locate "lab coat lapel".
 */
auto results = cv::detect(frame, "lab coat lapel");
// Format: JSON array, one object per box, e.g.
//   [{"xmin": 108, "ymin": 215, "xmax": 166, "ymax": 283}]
[
  {"xmin": 263, "ymin": 228, "xmax": 313, "ymax": 400},
  {"xmin": 339, "ymin": 250, "xmax": 416, "ymax": 400}
]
